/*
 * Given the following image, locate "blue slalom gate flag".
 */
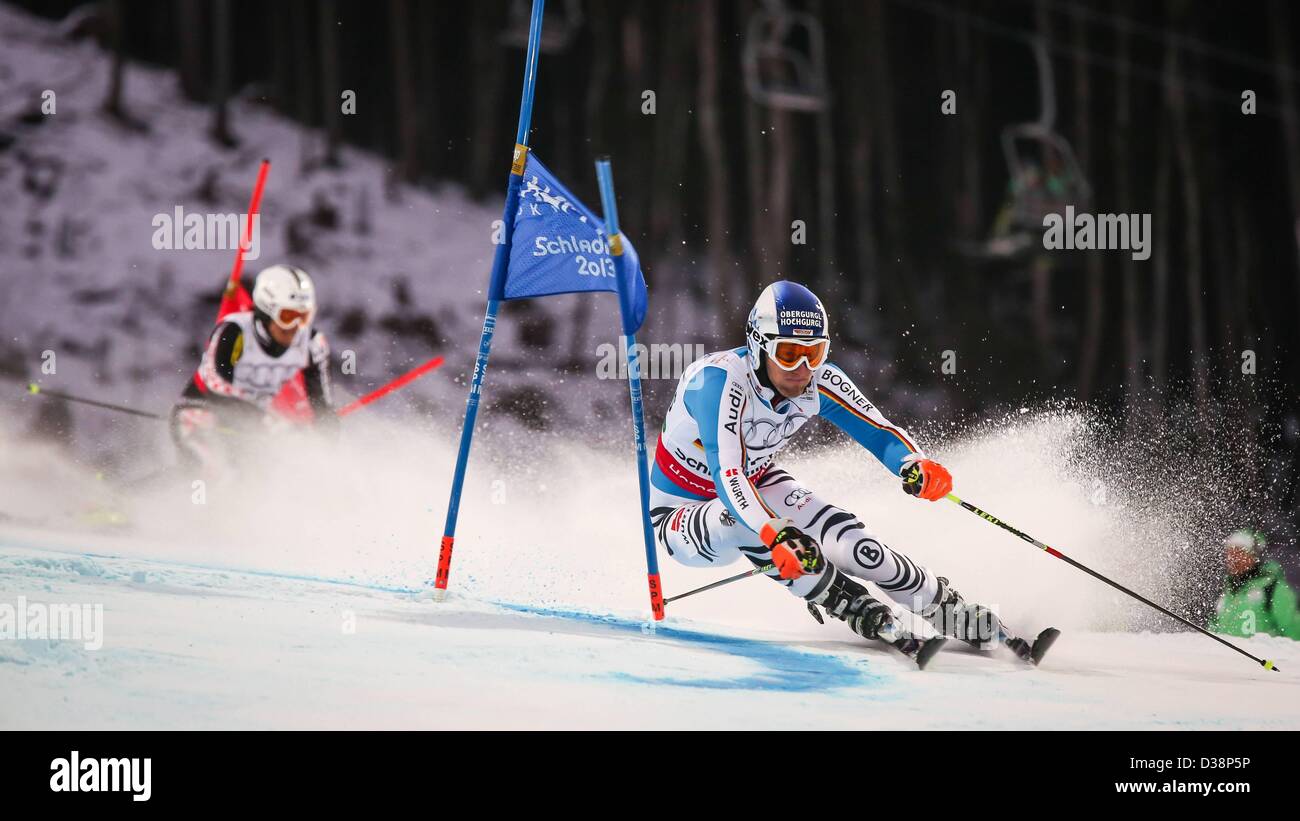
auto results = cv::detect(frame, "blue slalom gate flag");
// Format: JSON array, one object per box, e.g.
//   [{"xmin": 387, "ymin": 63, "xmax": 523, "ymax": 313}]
[{"xmin": 494, "ymin": 154, "xmax": 649, "ymax": 332}]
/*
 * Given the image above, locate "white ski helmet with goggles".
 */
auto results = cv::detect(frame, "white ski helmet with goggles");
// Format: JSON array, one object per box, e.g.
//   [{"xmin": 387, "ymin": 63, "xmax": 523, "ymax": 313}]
[
  {"xmin": 745, "ymin": 280, "xmax": 830, "ymax": 372},
  {"xmin": 252, "ymin": 264, "xmax": 316, "ymax": 330}
]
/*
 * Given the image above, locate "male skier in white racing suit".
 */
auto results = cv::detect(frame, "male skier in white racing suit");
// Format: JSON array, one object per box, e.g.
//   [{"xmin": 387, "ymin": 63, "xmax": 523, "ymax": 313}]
[{"xmin": 651, "ymin": 280, "xmax": 1003, "ymax": 651}]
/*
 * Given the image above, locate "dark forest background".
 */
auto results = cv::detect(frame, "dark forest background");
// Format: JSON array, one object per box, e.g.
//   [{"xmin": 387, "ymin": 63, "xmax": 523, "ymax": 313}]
[{"xmin": 12, "ymin": 0, "xmax": 1300, "ymax": 529}]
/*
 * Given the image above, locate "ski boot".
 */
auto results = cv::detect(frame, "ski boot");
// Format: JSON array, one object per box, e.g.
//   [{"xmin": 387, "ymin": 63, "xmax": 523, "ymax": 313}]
[
  {"xmin": 919, "ymin": 577, "xmax": 1062, "ymax": 665},
  {"xmin": 809, "ymin": 569, "xmax": 948, "ymax": 669},
  {"xmin": 919, "ymin": 576, "xmax": 1002, "ymax": 651}
]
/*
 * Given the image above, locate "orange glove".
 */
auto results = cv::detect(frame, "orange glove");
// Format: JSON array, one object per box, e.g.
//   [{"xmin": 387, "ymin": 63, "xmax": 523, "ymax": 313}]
[
  {"xmin": 760, "ymin": 518, "xmax": 825, "ymax": 580},
  {"xmin": 900, "ymin": 455, "xmax": 953, "ymax": 501}
]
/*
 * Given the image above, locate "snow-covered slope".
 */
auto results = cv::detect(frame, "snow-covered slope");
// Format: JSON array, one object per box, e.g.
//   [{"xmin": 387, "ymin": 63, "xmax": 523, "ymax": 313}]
[
  {"xmin": 3, "ymin": 534, "xmax": 1295, "ymax": 730},
  {"xmin": 2, "ymin": 408, "xmax": 1296, "ymax": 730},
  {"xmin": 0, "ymin": 2, "xmax": 687, "ymax": 472},
  {"xmin": 2, "ymin": 4, "xmax": 1294, "ymax": 730}
]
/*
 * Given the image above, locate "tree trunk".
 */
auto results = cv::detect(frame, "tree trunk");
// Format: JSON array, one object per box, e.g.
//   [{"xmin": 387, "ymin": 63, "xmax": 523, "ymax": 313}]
[
  {"xmin": 565, "ymin": 0, "xmax": 617, "ymax": 367},
  {"xmin": 1114, "ymin": 5, "xmax": 1143, "ymax": 431},
  {"xmin": 769, "ymin": 107, "xmax": 793, "ymax": 278},
  {"xmin": 1151, "ymin": 117, "xmax": 1171, "ymax": 396},
  {"xmin": 866, "ymin": 0, "xmax": 903, "ymax": 276},
  {"xmin": 620, "ymin": 2, "xmax": 651, "ymax": 239},
  {"xmin": 1151, "ymin": 33, "xmax": 1175, "ymax": 398},
  {"xmin": 1166, "ymin": 12, "xmax": 1210, "ymax": 421},
  {"xmin": 956, "ymin": 6, "xmax": 984, "ymax": 242},
  {"xmin": 697, "ymin": 0, "xmax": 737, "ymax": 325},
  {"xmin": 388, "ymin": 0, "xmax": 421, "ymax": 189},
  {"xmin": 810, "ymin": 0, "xmax": 839, "ymax": 309},
  {"xmin": 743, "ymin": 89, "xmax": 767, "ymax": 289},
  {"xmin": 469, "ymin": 1, "xmax": 506, "ymax": 198},
  {"xmin": 270, "ymin": 1, "xmax": 289, "ymax": 108},
  {"xmin": 846, "ymin": 2, "xmax": 879, "ymax": 332},
  {"xmin": 176, "ymin": 0, "xmax": 204, "ymax": 101},
  {"xmin": 210, "ymin": 0, "xmax": 236, "ymax": 147},
  {"xmin": 101, "ymin": 0, "xmax": 132, "ymax": 124},
  {"xmin": 1232, "ymin": 196, "xmax": 1256, "ymax": 351},
  {"xmin": 1269, "ymin": 0, "xmax": 1300, "ymax": 342},
  {"xmin": 1073, "ymin": 9, "xmax": 1103, "ymax": 401},
  {"xmin": 1207, "ymin": 117, "xmax": 1236, "ymax": 373},
  {"xmin": 1232, "ymin": 193, "xmax": 1262, "ymax": 471},
  {"xmin": 417, "ymin": 2, "xmax": 442, "ymax": 180},
  {"xmin": 650, "ymin": 0, "xmax": 691, "ymax": 256},
  {"xmin": 294, "ymin": 0, "xmax": 316, "ymax": 175},
  {"xmin": 319, "ymin": 0, "xmax": 342, "ymax": 167},
  {"xmin": 1029, "ymin": 0, "xmax": 1054, "ymax": 364},
  {"xmin": 848, "ymin": 92, "xmax": 878, "ymax": 324}
]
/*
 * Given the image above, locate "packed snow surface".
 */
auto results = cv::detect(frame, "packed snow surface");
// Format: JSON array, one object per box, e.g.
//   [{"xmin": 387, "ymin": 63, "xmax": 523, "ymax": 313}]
[{"xmin": 2, "ymin": 411, "xmax": 1296, "ymax": 730}]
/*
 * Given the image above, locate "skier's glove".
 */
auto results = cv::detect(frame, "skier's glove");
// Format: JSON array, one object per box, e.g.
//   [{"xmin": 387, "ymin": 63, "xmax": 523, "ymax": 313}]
[
  {"xmin": 900, "ymin": 454, "xmax": 953, "ymax": 501},
  {"xmin": 760, "ymin": 518, "xmax": 825, "ymax": 580}
]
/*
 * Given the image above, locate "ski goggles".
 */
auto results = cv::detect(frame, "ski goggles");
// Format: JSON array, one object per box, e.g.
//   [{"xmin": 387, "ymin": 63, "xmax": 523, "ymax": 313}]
[
  {"xmin": 271, "ymin": 306, "xmax": 314, "ymax": 330},
  {"xmin": 763, "ymin": 336, "xmax": 829, "ymax": 371}
]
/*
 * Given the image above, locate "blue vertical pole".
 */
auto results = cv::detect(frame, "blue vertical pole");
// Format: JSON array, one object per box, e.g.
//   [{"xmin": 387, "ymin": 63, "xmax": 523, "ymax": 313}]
[
  {"xmin": 595, "ymin": 157, "xmax": 664, "ymax": 620},
  {"xmin": 434, "ymin": 0, "xmax": 547, "ymax": 600}
]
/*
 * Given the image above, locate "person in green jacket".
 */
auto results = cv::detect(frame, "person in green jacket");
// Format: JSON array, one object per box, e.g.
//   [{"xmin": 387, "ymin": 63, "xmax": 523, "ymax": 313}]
[{"xmin": 1209, "ymin": 529, "xmax": 1300, "ymax": 641}]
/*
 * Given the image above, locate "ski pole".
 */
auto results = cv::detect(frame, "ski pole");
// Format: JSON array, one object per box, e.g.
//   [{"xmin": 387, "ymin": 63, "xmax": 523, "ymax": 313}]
[
  {"xmin": 335, "ymin": 355, "xmax": 444, "ymax": 417},
  {"xmin": 24, "ymin": 383, "xmax": 164, "ymax": 420},
  {"xmin": 664, "ymin": 564, "xmax": 774, "ymax": 606},
  {"xmin": 945, "ymin": 492, "xmax": 1280, "ymax": 672},
  {"xmin": 23, "ymin": 382, "xmax": 253, "ymax": 438},
  {"xmin": 22, "ymin": 354, "xmax": 445, "ymax": 424}
]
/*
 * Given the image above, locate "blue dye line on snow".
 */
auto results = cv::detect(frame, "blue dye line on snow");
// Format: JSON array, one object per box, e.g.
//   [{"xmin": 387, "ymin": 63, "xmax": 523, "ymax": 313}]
[
  {"xmin": 1, "ymin": 537, "xmax": 882, "ymax": 693},
  {"xmin": 498, "ymin": 602, "xmax": 880, "ymax": 692},
  {"xmin": 0, "ymin": 536, "xmax": 423, "ymax": 595}
]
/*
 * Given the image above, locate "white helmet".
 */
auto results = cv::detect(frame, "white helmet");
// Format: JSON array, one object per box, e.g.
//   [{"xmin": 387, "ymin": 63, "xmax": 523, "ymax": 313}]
[{"xmin": 252, "ymin": 264, "xmax": 316, "ymax": 330}]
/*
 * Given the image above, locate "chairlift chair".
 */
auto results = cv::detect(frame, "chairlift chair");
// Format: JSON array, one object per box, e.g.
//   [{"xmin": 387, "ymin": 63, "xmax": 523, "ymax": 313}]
[
  {"xmin": 1001, "ymin": 124, "xmax": 1091, "ymax": 229},
  {"xmin": 962, "ymin": 37, "xmax": 1092, "ymax": 259},
  {"xmin": 999, "ymin": 37, "xmax": 1091, "ymax": 228}
]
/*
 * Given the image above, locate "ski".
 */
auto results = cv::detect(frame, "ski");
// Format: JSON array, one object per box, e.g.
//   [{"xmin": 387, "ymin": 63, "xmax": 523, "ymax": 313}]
[
  {"xmin": 1002, "ymin": 627, "xmax": 1061, "ymax": 666},
  {"xmin": 808, "ymin": 593, "xmax": 950, "ymax": 670},
  {"xmin": 879, "ymin": 623, "xmax": 949, "ymax": 670},
  {"xmin": 891, "ymin": 634, "xmax": 949, "ymax": 670},
  {"xmin": 1030, "ymin": 628, "xmax": 1061, "ymax": 664}
]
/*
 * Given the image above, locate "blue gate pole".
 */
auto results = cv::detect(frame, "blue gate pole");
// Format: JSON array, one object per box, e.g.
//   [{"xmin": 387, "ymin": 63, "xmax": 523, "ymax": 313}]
[
  {"xmin": 434, "ymin": 0, "xmax": 546, "ymax": 600},
  {"xmin": 595, "ymin": 157, "xmax": 664, "ymax": 620}
]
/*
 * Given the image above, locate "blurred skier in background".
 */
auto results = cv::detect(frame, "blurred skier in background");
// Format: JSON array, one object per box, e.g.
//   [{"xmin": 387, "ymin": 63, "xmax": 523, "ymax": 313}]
[
  {"xmin": 1210, "ymin": 529, "xmax": 1300, "ymax": 641},
  {"xmin": 171, "ymin": 264, "xmax": 336, "ymax": 475}
]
